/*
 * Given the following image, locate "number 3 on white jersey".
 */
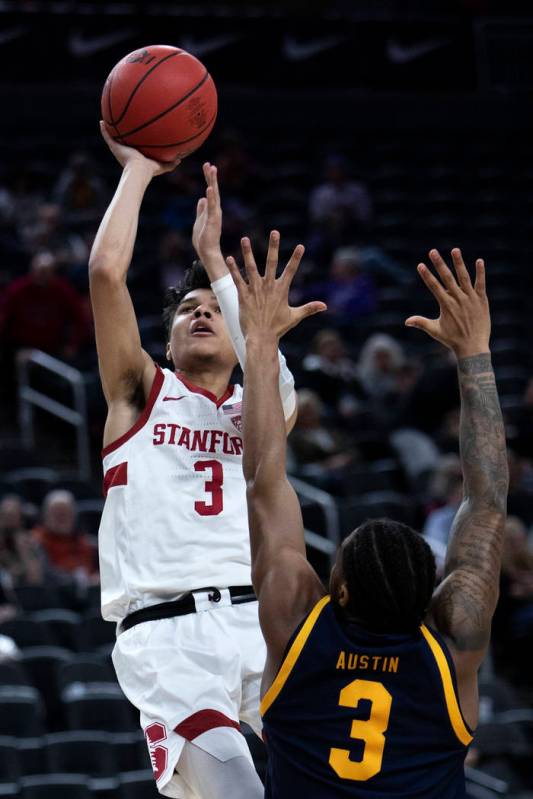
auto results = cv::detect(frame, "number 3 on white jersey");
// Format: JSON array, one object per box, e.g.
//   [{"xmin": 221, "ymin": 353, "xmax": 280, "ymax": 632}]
[{"xmin": 194, "ymin": 459, "xmax": 224, "ymax": 516}]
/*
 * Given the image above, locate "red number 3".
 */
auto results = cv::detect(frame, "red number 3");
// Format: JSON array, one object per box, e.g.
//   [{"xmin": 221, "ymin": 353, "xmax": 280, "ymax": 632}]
[{"xmin": 194, "ymin": 460, "xmax": 224, "ymax": 516}]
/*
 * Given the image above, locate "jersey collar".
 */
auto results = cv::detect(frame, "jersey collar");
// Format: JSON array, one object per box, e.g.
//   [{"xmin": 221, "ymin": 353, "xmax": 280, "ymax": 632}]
[{"xmin": 175, "ymin": 372, "xmax": 234, "ymax": 408}]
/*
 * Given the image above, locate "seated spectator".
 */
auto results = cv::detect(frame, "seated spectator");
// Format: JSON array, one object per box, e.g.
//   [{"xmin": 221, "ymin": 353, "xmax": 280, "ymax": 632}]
[
  {"xmin": 288, "ymin": 389, "xmax": 356, "ymax": 493},
  {"xmin": 422, "ymin": 455, "xmax": 463, "ymax": 550},
  {"xmin": 357, "ymin": 333, "xmax": 405, "ymax": 400},
  {"xmin": 20, "ymin": 202, "xmax": 88, "ymax": 269},
  {"xmin": 298, "ymin": 247, "xmax": 377, "ymax": 320},
  {"xmin": 53, "ymin": 151, "xmax": 106, "ymax": 224},
  {"xmin": 0, "ymin": 250, "xmax": 89, "ymax": 360},
  {"xmin": 507, "ymin": 449, "xmax": 533, "ymax": 527},
  {"xmin": 0, "ymin": 494, "xmax": 46, "ymax": 586},
  {"xmin": 492, "ymin": 516, "xmax": 533, "ymax": 689},
  {"xmin": 509, "ymin": 376, "xmax": 533, "ymax": 459},
  {"xmin": 309, "ymin": 154, "xmax": 372, "ymax": 232},
  {"xmin": 302, "ymin": 328, "xmax": 365, "ymax": 417},
  {"xmin": 32, "ymin": 490, "xmax": 98, "ymax": 585}
]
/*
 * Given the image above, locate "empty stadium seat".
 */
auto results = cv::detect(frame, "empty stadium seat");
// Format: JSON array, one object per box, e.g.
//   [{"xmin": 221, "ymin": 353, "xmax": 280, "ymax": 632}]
[
  {"xmin": 19, "ymin": 774, "xmax": 91, "ymax": 799},
  {"xmin": 0, "ymin": 736, "xmax": 21, "ymax": 781},
  {"xmin": 20, "ymin": 647, "xmax": 72, "ymax": 731},
  {"xmin": 17, "ymin": 739, "xmax": 47, "ymax": 777},
  {"xmin": 0, "ymin": 686, "xmax": 44, "ymax": 737},
  {"xmin": 112, "ymin": 731, "xmax": 150, "ymax": 774},
  {"xmin": 57, "ymin": 654, "xmax": 116, "ymax": 689},
  {"xmin": 79, "ymin": 612, "xmax": 116, "ymax": 654},
  {"xmin": 44, "ymin": 730, "xmax": 117, "ymax": 778},
  {"xmin": 0, "ymin": 618, "xmax": 54, "ymax": 649},
  {"xmin": 119, "ymin": 770, "xmax": 160, "ymax": 798},
  {"xmin": 62, "ymin": 689, "xmax": 137, "ymax": 733},
  {"xmin": 13, "ymin": 586, "xmax": 65, "ymax": 613},
  {"xmin": 0, "ymin": 782, "xmax": 19, "ymax": 798},
  {"xmin": 3, "ymin": 468, "xmax": 60, "ymax": 505},
  {"xmin": 30, "ymin": 610, "xmax": 82, "ymax": 652}
]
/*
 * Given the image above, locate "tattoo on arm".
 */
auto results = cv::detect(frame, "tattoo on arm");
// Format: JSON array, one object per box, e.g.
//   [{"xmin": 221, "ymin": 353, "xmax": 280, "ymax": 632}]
[{"xmin": 435, "ymin": 353, "xmax": 509, "ymax": 649}]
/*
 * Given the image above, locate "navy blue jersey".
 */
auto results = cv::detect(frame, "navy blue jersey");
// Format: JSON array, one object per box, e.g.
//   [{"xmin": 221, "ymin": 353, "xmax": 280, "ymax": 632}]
[{"xmin": 261, "ymin": 596, "xmax": 472, "ymax": 799}]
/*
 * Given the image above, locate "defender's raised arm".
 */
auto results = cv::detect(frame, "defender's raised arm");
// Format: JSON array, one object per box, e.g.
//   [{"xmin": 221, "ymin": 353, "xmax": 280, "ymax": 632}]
[
  {"xmin": 227, "ymin": 234, "xmax": 326, "ymax": 671},
  {"xmin": 407, "ymin": 249, "xmax": 508, "ymax": 664}
]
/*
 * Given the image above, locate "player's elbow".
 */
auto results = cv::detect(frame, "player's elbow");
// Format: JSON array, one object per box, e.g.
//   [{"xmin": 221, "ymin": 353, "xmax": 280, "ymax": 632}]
[{"xmin": 89, "ymin": 255, "xmax": 125, "ymax": 287}]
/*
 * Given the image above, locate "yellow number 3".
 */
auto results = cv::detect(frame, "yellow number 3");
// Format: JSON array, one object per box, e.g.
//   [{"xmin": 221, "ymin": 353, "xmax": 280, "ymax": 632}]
[{"xmin": 329, "ymin": 679, "xmax": 392, "ymax": 781}]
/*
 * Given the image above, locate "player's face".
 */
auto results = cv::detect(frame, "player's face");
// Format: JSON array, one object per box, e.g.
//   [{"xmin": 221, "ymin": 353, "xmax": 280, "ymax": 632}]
[{"xmin": 167, "ymin": 289, "xmax": 238, "ymax": 371}]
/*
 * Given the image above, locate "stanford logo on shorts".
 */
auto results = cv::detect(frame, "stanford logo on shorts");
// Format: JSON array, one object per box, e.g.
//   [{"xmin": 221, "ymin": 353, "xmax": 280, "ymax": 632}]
[{"xmin": 145, "ymin": 722, "xmax": 168, "ymax": 782}]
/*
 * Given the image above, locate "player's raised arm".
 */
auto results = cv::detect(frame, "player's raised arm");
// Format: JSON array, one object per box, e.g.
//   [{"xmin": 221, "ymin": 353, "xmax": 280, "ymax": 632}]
[
  {"xmin": 226, "ymin": 234, "xmax": 326, "ymax": 667},
  {"xmin": 406, "ymin": 249, "xmax": 508, "ymax": 666},
  {"xmin": 194, "ymin": 165, "xmax": 300, "ymax": 431},
  {"xmin": 89, "ymin": 123, "xmax": 180, "ymax": 406}
]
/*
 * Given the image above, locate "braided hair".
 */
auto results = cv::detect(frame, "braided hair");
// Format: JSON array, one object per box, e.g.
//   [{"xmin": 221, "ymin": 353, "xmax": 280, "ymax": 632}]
[
  {"xmin": 162, "ymin": 260, "xmax": 211, "ymax": 340},
  {"xmin": 342, "ymin": 518, "xmax": 436, "ymax": 633}
]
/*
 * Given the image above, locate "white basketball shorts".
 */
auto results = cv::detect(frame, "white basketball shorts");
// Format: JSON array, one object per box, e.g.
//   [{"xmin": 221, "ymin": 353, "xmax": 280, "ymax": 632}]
[{"xmin": 112, "ymin": 589, "xmax": 265, "ymax": 798}]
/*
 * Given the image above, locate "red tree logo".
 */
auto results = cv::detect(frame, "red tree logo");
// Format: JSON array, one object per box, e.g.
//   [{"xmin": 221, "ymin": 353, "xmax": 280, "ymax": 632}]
[{"xmin": 145, "ymin": 722, "xmax": 168, "ymax": 782}]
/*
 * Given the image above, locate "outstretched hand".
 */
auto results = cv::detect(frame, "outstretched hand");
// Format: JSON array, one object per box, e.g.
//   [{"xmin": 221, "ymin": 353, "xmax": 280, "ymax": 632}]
[
  {"xmin": 99, "ymin": 121, "xmax": 181, "ymax": 177},
  {"xmin": 192, "ymin": 162, "xmax": 222, "ymax": 259},
  {"xmin": 405, "ymin": 248, "xmax": 490, "ymax": 359},
  {"xmin": 226, "ymin": 232, "xmax": 326, "ymax": 340}
]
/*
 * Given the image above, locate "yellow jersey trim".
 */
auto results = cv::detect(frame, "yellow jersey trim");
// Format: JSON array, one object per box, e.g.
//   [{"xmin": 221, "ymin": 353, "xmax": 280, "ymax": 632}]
[
  {"xmin": 420, "ymin": 624, "xmax": 473, "ymax": 746},
  {"xmin": 260, "ymin": 595, "xmax": 331, "ymax": 717}
]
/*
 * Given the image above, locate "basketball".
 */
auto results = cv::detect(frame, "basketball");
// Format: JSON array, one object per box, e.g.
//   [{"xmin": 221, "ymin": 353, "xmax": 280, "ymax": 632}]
[{"xmin": 101, "ymin": 44, "xmax": 217, "ymax": 162}]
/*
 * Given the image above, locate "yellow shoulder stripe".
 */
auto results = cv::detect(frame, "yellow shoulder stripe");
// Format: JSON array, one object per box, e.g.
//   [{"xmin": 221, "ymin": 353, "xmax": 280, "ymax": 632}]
[
  {"xmin": 420, "ymin": 624, "xmax": 473, "ymax": 746},
  {"xmin": 261, "ymin": 595, "xmax": 331, "ymax": 717}
]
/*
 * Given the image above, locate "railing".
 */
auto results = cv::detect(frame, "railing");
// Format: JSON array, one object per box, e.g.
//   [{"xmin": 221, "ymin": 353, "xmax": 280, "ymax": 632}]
[
  {"xmin": 16, "ymin": 349, "xmax": 91, "ymax": 481},
  {"xmin": 289, "ymin": 476, "xmax": 340, "ymax": 568}
]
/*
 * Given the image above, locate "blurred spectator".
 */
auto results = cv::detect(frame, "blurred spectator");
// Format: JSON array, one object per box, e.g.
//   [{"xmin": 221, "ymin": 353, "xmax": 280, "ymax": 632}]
[
  {"xmin": 32, "ymin": 490, "xmax": 98, "ymax": 585},
  {"xmin": 53, "ymin": 151, "xmax": 106, "ymax": 223},
  {"xmin": 300, "ymin": 247, "xmax": 376, "ymax": 320},
  {"xmin": 155, "ymin": 228, "xmax": 189, "ymax": 290},
  {"xmin": 20, "ymin": 203, "xmax": 88, "ymax": 268},
  {"xmin": 509, "ymin": 377, "xmax": 533, "ymax": 460},
  {"xmin": 0, "ymin": 494, "xmax": 46, "ymax": 586},
  {"xmin": 507, "ymin": 450, "xmax": 533, "ymax": 527},
  {"xmin": 289, "ymin": 389, "xmax": 356, "ymax": 492},
  {"xmin": 215, "ymin": 130, "xmax": 258, "ymax": 202},
  {"xmin": 492, "ymin": 516, "xmax": 533, "ymax": 689},
  {"xmin": 302, "ymin": 328, "xmax": 365, "ymax": 417},
  {"xmin": 357, "ymin": 333, "xmax": 405, "ymax": 400},
  {"xmin": 309, "ymin": 154, "xmax": 372, "ymax": 231},
  {"xmin": 0, "ymin": 250, "xmax": 89, "ymax": 360},
  {"xmin": 422, "ymin": 455, "xmax": 463, "ymax": 548},
  {"xmin": 398, "ymin": 348, "xmax": 460, "ymax": 436}
]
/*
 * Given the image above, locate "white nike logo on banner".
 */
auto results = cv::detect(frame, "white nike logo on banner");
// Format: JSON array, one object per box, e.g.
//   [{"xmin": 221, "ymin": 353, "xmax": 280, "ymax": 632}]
[
  {"xmin": 283, "ymin": 34, "xmax": 345, "ymax": 62},
  {"xmin": 179, "ymin": 33, "xmax": 240, "ymax": 57},
  {"xmin": 68, "ymin": 29, "xmax": 135, "ymax": 58},
  {"xmin": 386, "ymin": 37, "xmax": 450, "ymax": 65},
  {"xmin": 0, "ymin": 26, "xmax": 28, "ymax": 47}
]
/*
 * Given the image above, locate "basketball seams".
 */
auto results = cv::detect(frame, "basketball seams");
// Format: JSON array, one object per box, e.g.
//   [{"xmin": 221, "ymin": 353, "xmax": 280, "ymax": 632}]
[
  {"xmin": 111, "ymin": 50, "xmax": 183, "ymax": 128},
  {"xmin": 117, "ymin": 109, "xmax": 217, "ymax": 150},
  {"xmin": 116, "ymin": 70, "xmax": 211, "ymax": 139}
]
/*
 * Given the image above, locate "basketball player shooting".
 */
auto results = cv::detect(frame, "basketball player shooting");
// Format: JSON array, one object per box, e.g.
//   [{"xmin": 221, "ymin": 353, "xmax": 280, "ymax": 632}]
[
  {"xmin": 227, "ymin": 243, "xmax": 508, "ymax": 798},
  {"xmin": 89, "ymin": 125, "xmax": 323, "ymax": 798}
]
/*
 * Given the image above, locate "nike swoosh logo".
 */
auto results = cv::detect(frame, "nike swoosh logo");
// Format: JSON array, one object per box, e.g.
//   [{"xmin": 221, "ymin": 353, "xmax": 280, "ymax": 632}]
[
  {"xmin": 0, "ymin": 26, "xmax": 28, "ymax": 47},
  {"xmin": 163, "ymin": 396, "xmax": 187, "ymax": 402},
  {"xmin": 283, "ymin": 34, "xmax": 345, "ymax": 62},
  {"xmin": 386, "ymin": 37, "xmax": 450, "ymax": 65},
  {"xmin": 179, "ymin": 33, "xmax": 240, "ymax": 57},
  {"xmin": 68, "ymin": 29, "xmax": 134, "ymax": 58}
]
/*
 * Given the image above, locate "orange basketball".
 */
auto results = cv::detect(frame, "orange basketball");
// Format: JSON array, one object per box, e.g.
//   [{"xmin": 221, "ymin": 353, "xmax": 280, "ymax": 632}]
[{"xmin": 101, "ymin": 45, "xmax": 217, "ymax": 162}]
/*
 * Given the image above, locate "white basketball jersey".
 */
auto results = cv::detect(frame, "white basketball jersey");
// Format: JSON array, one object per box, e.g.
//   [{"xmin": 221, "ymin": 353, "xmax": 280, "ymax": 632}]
[{"xmin": 98, "ymin": 367, "xmax": 250, "ymax": 622}]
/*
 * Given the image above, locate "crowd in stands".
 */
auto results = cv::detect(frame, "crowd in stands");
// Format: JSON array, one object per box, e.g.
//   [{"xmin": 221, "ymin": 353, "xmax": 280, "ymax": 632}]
[{"xmin": 0, "ymin": 124, "xmax": 532, "ymax": 794}]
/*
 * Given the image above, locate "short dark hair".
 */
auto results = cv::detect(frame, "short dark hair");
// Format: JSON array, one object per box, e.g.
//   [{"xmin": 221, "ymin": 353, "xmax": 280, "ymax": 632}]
[
  {"xmin": 342, "ymin": 518, "xmax": 436, "ymax": 633},
  {"xmin": 162, "ymin": 260, "xmax": 211, "ymax": 340}
]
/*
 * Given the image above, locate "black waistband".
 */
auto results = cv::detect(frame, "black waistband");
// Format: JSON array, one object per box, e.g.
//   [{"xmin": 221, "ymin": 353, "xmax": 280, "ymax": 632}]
[{"xmin": 121, "ymin": 585, "xmax": 256, "ymax": 632}]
